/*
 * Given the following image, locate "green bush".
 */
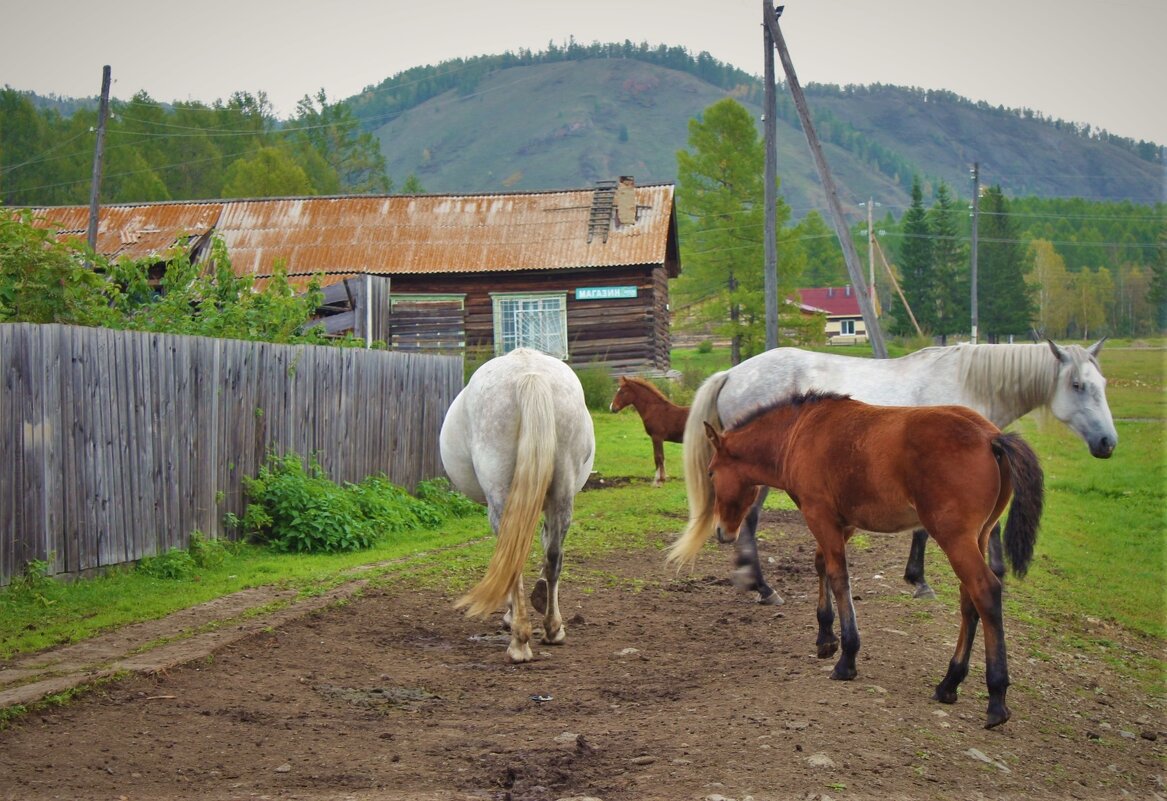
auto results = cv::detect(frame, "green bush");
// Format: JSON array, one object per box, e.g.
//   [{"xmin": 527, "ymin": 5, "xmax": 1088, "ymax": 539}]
[
  {"xmin": 574, "ymin": 364, "xmax": 616, "ymax": 410},
  {"xmin": 351, "ymin": 476, "xmax": 444, "ymax": 531},
  {"xmin": 414, "ymin": 477, "xmax": 482, "ymax": 518},
  {"xmin": 231, "ymin": 455, "xmax": 483, "ymax": 554},
  {"xmin": 9, "ymin": 559, "xmax": 51, "ymax": 592},
  {"xmin": 137, "ymin": 548, "xmax": 197, "ymax": 580},
  {"xmin": 188, "ymin": 531, "xmax": 229, "ymax": 570},
  {"xmin": 235, "ymin": 455, "xmax": 376, "ymax": 553}
]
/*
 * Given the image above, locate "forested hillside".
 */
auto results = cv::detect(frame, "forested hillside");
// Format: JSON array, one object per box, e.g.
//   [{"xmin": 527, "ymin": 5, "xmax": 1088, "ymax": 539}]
[
  {"xmin": 0, "ymin": 89, "xmax": 405, "ymax": 207},
  {"xmin": 2, "ymin": 41, "xmax": 1162, "ymax": 337},
  {"xmin": 351, "ymin": 41, "xmax": 1160, "ymax": 209}
]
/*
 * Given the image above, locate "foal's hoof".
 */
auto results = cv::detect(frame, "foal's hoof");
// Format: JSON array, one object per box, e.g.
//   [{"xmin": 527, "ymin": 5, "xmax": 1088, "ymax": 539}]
[
  {"xmin": 757, "ymin": 588, "xmax": 784, "ymax": 606},
  {"xmin": 817, "ymin": 639, "xmax": 839, "ymax": 659},
  {"xmin": 985, "ymin": 704, "xmax": 1012, "ymax": 729},
  {"xmin": 542, "ymin": 625, "xmax": 566, "ymax": 645},
  {"xmin": 932, "ymin": 686, "xmax": 959, "ymax": 705},
  {"xmin": 913, "ymin": 582, "xmax": 937, "ymax": 600},
  {"xmin": 830, "ymin": 663, "xmax": 857, "ymax": 681},
  {"xmin": 530, "ymin": 578, "xmax": 548, "ymax": 614}
]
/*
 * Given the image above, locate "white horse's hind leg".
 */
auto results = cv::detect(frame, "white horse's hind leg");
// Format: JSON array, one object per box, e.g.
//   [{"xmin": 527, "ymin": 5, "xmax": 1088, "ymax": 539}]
[
  {"xmin": 533, "ymin": 510, "xmax": 570, "ymax": 645},
  {"xmin": 506, "ymin": 575, "xmax": 533, "ymax": 663},
  {"xmin": 532, "ymin": 569, "xmax": 565, "ymax": 644}
]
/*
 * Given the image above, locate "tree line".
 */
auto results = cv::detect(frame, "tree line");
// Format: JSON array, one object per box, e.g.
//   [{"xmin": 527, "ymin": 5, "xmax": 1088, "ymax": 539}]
[
  {"xmin": 0, "ymin": 88, "xmax": 419, "ymax": 208},
  {"xmin": 674, "ymin": 99, "xmax": 1165, "ymax": 353},
  {"xmin": 876, "ymin": 183, "xmax": 1165, "ymax": 341}
]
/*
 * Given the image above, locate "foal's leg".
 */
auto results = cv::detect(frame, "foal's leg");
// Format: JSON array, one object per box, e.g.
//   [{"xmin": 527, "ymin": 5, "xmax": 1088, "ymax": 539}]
[
  {"xmin": 813, "ymin": 544, "xmax": 839, "ymax": 658},
  {"xmin": 987, "ymin": 523, "xmax": 1005, "ymax": 582},
  {"xmin": 807, "ymin": 518, "xmax": 859, "ymax": 680},
  {"xmin": 652, "ymin": 438, "xmax": 666, "ymax": 486},
  {"xmin": 933, "ymin": 536, "xmax": 1011, "ymax": 728},
  {"xmin": 932, "ymin": 583, "xmax": 979, "ymax": 704},
  {"xmin": 902, "ymin": 528, "xmax": 937, "ymax": 599},
  {"xmin": 730, "ymin": 487, "xmax": 782, "ymax": 605},
  {"xmin": 506, "ymin": 575, "xmax": 534, "ymax": 663},
  {"xmin": 531, "ymin": 503, "xmax": 572, "ymax": 645},
  {"xmin": 905, "ymin": 523, "xmax": 1006, "ymax": 598}
]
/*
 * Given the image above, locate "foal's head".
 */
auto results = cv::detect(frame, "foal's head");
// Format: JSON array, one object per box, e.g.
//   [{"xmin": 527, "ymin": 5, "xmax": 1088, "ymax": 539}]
[
  {"xmin": 609, "ymin": 376, "xmax": 634, "ymax": 413},
  {"xmin": 704, "ymin": 422, "xmax": 761, "ymax": 544}
]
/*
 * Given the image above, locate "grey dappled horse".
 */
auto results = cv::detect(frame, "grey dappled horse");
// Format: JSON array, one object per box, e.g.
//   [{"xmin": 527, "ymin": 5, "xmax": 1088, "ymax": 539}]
[
  {"xmin": 439, "ymin": 348, "xmax": 595, "ymax": 663},
  {"xmin": 682, "ymin": 340, "xmax": 1116, "ymax": 604}
]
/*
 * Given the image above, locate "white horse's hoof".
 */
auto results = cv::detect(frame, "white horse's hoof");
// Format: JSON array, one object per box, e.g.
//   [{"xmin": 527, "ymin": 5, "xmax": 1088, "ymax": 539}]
[
  {"xmin": 506, "ymin": 642, "xmax": 533, "ymax": 663},
  {"xmin": 758, "ymin": 590, "xmax": 784, "ymax": 606}
]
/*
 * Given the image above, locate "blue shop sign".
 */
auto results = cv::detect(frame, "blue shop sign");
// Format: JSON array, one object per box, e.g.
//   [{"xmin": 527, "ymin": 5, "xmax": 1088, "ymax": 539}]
[{"xmin": 575, "ymin": 286, "xmax": 637, "ymax": 300}]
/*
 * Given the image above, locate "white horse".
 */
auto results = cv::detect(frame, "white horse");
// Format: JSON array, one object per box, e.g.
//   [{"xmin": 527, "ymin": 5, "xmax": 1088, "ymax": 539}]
[
  {"xmin": 682, "ymin": 340, "xmax": 1117, "ymax": 603},
  {"xmin": 440, "ymin": 348, "xmax": 595, "ymax": 663}
]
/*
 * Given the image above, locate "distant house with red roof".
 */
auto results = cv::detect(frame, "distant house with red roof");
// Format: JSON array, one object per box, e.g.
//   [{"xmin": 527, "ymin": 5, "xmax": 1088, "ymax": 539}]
[{"xmin": 795, "ymin": 285, "xmax": 870, "ymax": 344}]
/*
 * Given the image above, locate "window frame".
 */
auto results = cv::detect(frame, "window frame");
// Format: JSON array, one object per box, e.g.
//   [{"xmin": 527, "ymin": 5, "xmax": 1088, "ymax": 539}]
[{"xmin": 490, "ymin": 291, "xmax": 569, "ymax": 359}]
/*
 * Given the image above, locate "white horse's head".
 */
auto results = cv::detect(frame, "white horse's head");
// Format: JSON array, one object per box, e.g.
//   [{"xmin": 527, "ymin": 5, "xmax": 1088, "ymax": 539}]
[{"xmin": 1047, "ymin": 339, "xmax": 1117, "ymax": 459}]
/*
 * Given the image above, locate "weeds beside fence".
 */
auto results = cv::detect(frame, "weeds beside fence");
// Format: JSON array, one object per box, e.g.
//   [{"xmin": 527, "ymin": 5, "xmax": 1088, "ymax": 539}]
[{"xmin": 0, "ymin": 323, "xmax": 462, "ymax": 585}]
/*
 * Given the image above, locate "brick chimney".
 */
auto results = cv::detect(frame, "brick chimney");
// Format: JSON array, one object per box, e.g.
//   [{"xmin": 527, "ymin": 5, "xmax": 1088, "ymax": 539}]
[{"xmin": 614, "ymin": 176, "xmax": 636, "ymax": 226}]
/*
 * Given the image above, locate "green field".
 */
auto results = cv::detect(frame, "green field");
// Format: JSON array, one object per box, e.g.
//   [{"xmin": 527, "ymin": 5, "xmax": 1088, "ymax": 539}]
[{"xmin": 1, "ymin": 341, "xmax": 1162, "ymax": 679}]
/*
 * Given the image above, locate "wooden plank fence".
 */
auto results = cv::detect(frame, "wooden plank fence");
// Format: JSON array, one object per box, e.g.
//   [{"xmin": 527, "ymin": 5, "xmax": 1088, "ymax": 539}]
[{"xmin": 0, "ymin": 323, "xmax": 463, "ymax": 585}]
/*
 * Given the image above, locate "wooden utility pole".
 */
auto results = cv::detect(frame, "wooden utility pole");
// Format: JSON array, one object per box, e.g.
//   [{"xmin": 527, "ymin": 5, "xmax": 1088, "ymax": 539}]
[
  {"xmin": 761, "ymin": 0, "xmax": 780, "ymax": 350},
  {"xmin": 969, "ymin": 162, "xmax": 980, "ymax": 344},
  {"xmin": 865, "ymin": 198, "xmax": 876, "ymax": 299},
  {"xmin": 764, "ymin": 10, "xmax": 888, "ymax": 358},
  {"xmin": 86, "ymin": 65, "xmax": 112, "ymax": 255},
  {"xmin": 873, "ymin": 236, "xmax": 923, "ymax": 337}
]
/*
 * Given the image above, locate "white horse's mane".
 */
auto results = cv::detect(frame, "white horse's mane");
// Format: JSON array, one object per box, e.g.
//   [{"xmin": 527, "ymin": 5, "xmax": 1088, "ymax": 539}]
[{"xmin": 946, "ymin": 343, "xmax": 1060, "ymax": 426}]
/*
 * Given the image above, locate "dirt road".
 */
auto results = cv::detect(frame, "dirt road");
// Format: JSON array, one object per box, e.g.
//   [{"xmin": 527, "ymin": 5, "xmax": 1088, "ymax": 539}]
[{"xmin": 0, "ymin": 509, "xmax": 1162, "ymax": 800}]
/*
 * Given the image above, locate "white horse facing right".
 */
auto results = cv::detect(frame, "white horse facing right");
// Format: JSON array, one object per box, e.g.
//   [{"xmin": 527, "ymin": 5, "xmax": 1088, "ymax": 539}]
[
  {"xmin": 681, "ymin": 340, "xmax": 1117, "ymax": 603},
  {"xmin": 439, "ymin": 348, "xmax": 595, "ymax": 663}
]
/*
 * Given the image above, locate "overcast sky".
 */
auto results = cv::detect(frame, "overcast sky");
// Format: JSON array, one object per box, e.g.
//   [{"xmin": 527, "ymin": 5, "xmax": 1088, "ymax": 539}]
[{"xmin": 2, "ymin": 0, "xmax": 1163, "ymax": 144}]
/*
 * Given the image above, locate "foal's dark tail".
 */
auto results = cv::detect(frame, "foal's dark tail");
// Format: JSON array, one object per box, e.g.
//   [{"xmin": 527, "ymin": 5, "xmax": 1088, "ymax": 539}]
[{"xmin": 993, "ymin": 432, "xmax": 1045, "ymax": 578}]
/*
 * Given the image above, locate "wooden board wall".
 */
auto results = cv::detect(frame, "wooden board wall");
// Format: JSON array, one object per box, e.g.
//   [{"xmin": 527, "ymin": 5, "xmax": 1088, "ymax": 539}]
[{"xmin": 0, "ymin": 324, "xmax": 462, "ymax": 585}]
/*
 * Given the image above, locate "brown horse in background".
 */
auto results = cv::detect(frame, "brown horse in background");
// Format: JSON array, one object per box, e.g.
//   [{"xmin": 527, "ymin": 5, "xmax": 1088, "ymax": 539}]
[
  {"xmin": 667, "ymin": 391, "xmax": 1044, "ymax": 729},
  {"xmin": 609, "ymin": 376, "xmax": 689, "ymax": 485}
]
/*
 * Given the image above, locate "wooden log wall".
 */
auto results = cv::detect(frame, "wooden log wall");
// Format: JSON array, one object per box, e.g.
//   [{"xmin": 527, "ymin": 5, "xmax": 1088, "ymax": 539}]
[
  {"xmin": 0, "ymin": 323, "xmax": 462, "ymax": 585},
  {"xmin": 388, "ymin": 265, "xmax": 671, "ymax": 373}
]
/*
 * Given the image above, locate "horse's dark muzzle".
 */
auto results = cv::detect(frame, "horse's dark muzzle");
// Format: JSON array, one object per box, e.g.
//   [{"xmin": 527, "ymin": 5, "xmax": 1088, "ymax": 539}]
[
  {"xmin": 715, "ymin": 525, "xmax": 738, "ymax": 545},
  {"xmin": 1090, "ymin": 437, "xmax": 1116, "ymax": 459}
]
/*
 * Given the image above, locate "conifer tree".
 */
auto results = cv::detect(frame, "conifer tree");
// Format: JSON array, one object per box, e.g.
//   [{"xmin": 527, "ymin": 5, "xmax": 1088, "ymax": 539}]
[
  {"xmin": 674, "ymin": 98, "xmax": 802, "ymax": 362},
  {"xmin": 978, "ymin": 186, "xmax": 1036, "ymax": 341},
  {"xmin": 927, "ymin": 182, "xmax": 969, "ymax": 343},
  {"xmin": 892, "ymin": 176, "xmax": 934, "ymax": 335}
]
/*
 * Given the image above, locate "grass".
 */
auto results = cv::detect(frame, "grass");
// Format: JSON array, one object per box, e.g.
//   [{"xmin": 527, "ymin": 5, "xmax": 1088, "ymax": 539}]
[
  {"xmin": 1, "ymin": 339, "xmax": 1163, "ymax": 687},
  {"xmin": 0, "ymin": 516, "xmax": 488, "ymax": 659}
]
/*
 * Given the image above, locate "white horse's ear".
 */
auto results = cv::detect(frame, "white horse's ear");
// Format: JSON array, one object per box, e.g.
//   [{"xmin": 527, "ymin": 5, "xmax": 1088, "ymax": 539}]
[
  {"xmin": 703, "ymin": 421, "xmax": 722, "ymax": 448},
  {"xmin": 1047, "ymin": 339, "xmax": 1069, "ymax": 364},
  {"xmin": 1087, "ymin": 337, "xmax": 1108, "ymax": 359}
]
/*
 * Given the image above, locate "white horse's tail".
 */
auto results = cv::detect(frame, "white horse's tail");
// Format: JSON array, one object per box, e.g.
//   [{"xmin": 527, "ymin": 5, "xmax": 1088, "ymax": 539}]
[
  {"xmin": 666, "ymin": 370, "xmax": 730, "ymax": 569},
  {"xmin": 456, "ymin": 372, "xmax": 557, "ymax": 617}
]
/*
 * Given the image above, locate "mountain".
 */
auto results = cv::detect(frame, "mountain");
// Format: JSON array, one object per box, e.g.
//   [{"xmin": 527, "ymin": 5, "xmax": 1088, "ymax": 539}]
[{"xmin": 357, "ymin": 56, "xmax": 1161, "ymax": 216}]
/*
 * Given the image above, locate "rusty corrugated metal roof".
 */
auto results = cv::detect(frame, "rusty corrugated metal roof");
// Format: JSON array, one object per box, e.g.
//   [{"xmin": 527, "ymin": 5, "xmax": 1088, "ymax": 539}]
[
  {"xmin": 30, "ymin": 202, "xmax": 224, "ymax": 261},
  {"xmin": 28, "ymin": 185, "xmax": 677, "ymax": 285}
]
